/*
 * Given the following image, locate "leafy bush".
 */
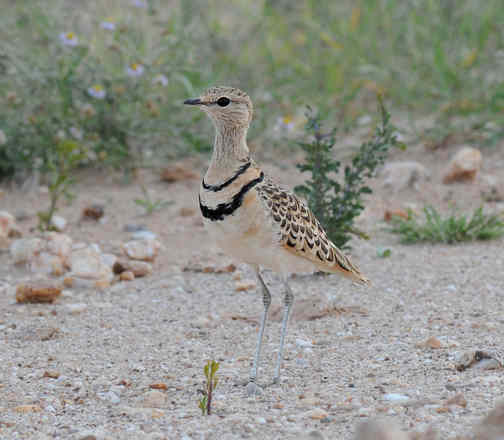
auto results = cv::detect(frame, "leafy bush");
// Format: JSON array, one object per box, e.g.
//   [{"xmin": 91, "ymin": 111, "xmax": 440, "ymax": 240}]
[
  {"xmin": 295, "ymin": 99, "xmax": 401, "ymax": 248},
  {"xmin": 388, "ymin": 206, "xmax": 504, "ymax": 244}
]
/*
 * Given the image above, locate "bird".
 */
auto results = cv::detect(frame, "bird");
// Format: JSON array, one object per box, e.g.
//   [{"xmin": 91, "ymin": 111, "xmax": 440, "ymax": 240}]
[{"xmin": 184, "ymin": 86, "xmax": 369, "ymax": 396}]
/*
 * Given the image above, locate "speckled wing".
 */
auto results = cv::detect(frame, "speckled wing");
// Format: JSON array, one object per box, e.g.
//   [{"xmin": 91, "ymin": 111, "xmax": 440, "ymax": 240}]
[{"xmin": 256, "ymin": 178, "xmax": 369, "ymax": 284}]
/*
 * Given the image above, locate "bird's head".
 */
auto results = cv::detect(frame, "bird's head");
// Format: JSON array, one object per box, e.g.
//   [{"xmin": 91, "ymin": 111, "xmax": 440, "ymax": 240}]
[{"xmin": 184, "ymin": 86, "xmax": 253, "ymax": 131}]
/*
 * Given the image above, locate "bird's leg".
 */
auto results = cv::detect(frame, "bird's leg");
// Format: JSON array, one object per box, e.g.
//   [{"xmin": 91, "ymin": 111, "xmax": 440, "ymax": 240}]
[
  {"xmin": 273, "ymin": 278, "xmax": 294, "ymax": 384},
  {"xmin": 247, "ymin": 267, "xmax": 271, "ymax": 396}
]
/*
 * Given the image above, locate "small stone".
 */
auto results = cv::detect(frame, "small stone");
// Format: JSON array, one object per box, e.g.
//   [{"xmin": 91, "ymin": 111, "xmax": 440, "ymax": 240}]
[
  {"xmin": 273, "ymin": 402, "xmax": 284, "ymax": 409},
  {"xmin": 160, "ymin": 165, "xmax": 198, "ymax": 183},
  {"xmin": 131, "ymin": 230, "xmax": 157, "ymax": 241},
  {"xmin": 123, "ymin": 224, "xmax": 147, "ymax": 233},
  {"xmin": 139, "ymin": 390, "xmax": 167, "ymax": 408},
  {"xmin": 380, "ymin": 161, "xmax": 430, "ymax": 191},
  {"xmin": 302, "ymin": 431, "xmax": 326, "ymax": 440},
  {"xmin": 94, "ymin": 279, "xmax": 111, "ymax": 290},
  {"xmin": 446, "ymin": 393, "xmax": 467, "ymax": 408},
  {"xmin": 305, "ymin": 407, "xmax": 328, "ymax": 420},
  {"xmin": 45, "ymin": 232, "xmax": 73, "ymax": 261},
  {"xmin": 30, "ymin": 252, "xmax": 65, "ymax": 276},
  {"xmin": 113, "ymin": 260, "xmax": 152, "ymax": 277},
  {"xmin": 149, "ymin": 383, "xmax": 168, "ymax": 391},
  {"xmin": 416, "ymin": 336, "xmax": 442, "ymax": 349},
  {"xmin": 14, "ymin": 404, "xmax": 42, "ymax": 413},
  {"xmin": 475, "ymin": 358, "xmax": 502, "ymax": 370},
  {"xmin": 383, "ymin": 393, "xmax": 410, "ymax": 403},
  {"xmin": 70, "ymin": 246, "xmax": 113, "ymax": 281},
  {"xmin": 442, "ymin": 147, "xmax": 482, "ymax": 184},
  {"xmin": 63, "ymin": 277, "xmax": 74, "ymax": 288},
  {"xmin": 82, "ymin": 204, "xmax": 105, "ymax": 221},
  {"xmin": 43, "ymin": 370, "xmax": 60, "ymax": 379},
  {"xmin": 119, "ymin": 271, "xmax": 135, "ymax": 281},
  {"xmin": 122, "ymin": 239, "xmax": 160, "ymax": 262},
  {"xmin": 179, "ymin": 207, "xmax": 196, "ymax": 217},
  {"xmin": 480, "ymin": 174, "xmax": 504, "ymax": 202},
  {"xmin": 98, "ymin": 390, "xmax": 120, "ymax": 404},
  {"xmin": 296, "ymin": 338, "xmax": 314, "ymax": 348},
  {"xmin": 474, "ymin": 400, "xmax": 504, "ymax": 439},
  {"xmin": 357, "ymin": 407, "xmax": 371, "ymax": 417},
  {"xmin": 455, "ymin": 350, "xmax": 503, "ymax": 371},
  {"xmin": 384, "ymin": 209, "xmax": 409, "ymax": 221},
  {"xmin": 8, "ymin": 224, "xmax": 22, "ymax": 238},
  {"xmin": 235, "ymin": 280, "xmax": 256, "ymax": 292},
  {"xmin": 10, "ymin": 238, "xmax": 44, "ymax": 263},
  {"xmin": 101, "ymin": 253, "xmax": 117, "ymax": 269},
  {"xmin": 298, "ymin": 397, "xmax": 321, "ymax": 408},
  {"xmin": 192, "ymin": 316, "xmax": 211, "ymax": 328},
  {"xmin": 50, "ymin": 215, "xmax": 67, "ymax": 232},
  {"xmin": 0, "ymin": 211, "xmax": 16, "ymax": 238},
  {"xmin": 16, "ymin": 282, "xmax": 62, "ymax": 303},
  {"xmin": 217, "ymin": 263, "xmax": 237, "ymax": 273},
  {"xmin": 65, "ymin": 303, "xmax": 88, "ymax": 314},
  {"xmin": 355, "ymin": 420, "xmax": 409, "ymax": 440},
  {"xmin": 118, "ymin": 406, "xmax": 165, "ymax": 419}
]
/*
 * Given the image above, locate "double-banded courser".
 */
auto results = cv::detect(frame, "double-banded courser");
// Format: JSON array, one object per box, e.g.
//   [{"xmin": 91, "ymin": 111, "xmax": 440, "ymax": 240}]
[{"xmin": 185, "ymin": 87, "xmax": 369, "ymax": 396}]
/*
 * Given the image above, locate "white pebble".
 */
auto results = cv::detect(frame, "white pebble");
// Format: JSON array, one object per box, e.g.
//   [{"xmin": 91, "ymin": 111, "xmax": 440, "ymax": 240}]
[
  {"xmin": 296, "ymin": 338, "xmax": 314, "ymax": 348},
  {"xmin": 383, "ymin": 393, "xmax": 409, "ymax": 402},
  {"xmin": 50, "ymin": 215, "xmax": 67, "ymax": 232}
]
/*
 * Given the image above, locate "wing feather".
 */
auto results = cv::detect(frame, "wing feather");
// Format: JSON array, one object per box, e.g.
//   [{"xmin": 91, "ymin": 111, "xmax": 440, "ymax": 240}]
[{"xmin": 257, "ymin": 178, "xmax": 369, "ymax": 285}]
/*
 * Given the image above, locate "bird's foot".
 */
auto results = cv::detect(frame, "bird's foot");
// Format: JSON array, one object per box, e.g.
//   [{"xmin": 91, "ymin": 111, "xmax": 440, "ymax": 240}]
[{"xmin": 246, "ymin": 381, "xmax": 263, "ymax": 397}]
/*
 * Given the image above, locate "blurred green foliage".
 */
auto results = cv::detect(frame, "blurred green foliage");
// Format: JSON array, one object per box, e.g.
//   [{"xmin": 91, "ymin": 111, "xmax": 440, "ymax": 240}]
[{"xmin": 0, "ymin": 0, "xmax": 503, "ymax": 179}]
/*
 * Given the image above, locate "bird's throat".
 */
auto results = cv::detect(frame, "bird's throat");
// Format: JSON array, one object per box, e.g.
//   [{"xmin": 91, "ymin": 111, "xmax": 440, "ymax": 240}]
[{"xmin": 207, "ymin": 125, "xmax": 250, "ymax": 183}]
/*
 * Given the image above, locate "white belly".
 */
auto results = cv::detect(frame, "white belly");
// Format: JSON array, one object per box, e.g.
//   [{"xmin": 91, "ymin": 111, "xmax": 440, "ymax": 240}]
[{"xmin": 203, "ymin": 208, "xmax": 316, "ymax": 275}]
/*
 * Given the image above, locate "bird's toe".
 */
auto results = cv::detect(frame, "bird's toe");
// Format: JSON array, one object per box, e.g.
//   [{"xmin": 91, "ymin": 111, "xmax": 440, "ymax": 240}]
[{"xmin": 246, "ymin": 381, "xmax": 263, "ymax": 397}]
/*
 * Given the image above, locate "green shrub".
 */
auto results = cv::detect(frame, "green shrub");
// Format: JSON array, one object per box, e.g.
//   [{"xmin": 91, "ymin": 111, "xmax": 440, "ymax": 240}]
[
  {"xmin": 388, "ymin": 206, "xmax": 504, "ymax": 244},
  {"xmin": 295, "ymin": 98, "xmax": 402, "ymax": 248}
]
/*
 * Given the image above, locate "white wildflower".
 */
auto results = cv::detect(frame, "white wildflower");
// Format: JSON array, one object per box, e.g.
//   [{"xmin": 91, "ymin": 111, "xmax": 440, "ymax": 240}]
[
  {"xmin": 152, "ymin": 74, "xmax": 168, "ymax": 87},
  {"xmin": 100, "ymin": 21, "xmax": 116, "ymax": 31},
  {"xmin": 274, "ymin": 115, "xmax": 295, "ymax": 133},
  {"xmin": 81, "ymin": 103, "xmax": 96, "ymax": 118},
  {"xmin": 59, "ymin": 32, "xmax": 79, "ymax": 47},
  {"xmin": 126, "ymin": 63, "xmax": 144, "ymax": 77},
  {"xmin": 131, "ymin": 0, "xmax": 147, "ymax": 8},
  {"xmin": 70, "ymin": 127, "xmax": 83, "ymax": 141},
  {"xmin": 87, "ymin": 84, "xmax": 107, "ymax": 99},
  {"xmin": 0, "ymin": 129, "xmax": 7, "ymax": 145},
  {"xmin": 56, "ymin": 130, "xmax": 66, "ymax": 141}
]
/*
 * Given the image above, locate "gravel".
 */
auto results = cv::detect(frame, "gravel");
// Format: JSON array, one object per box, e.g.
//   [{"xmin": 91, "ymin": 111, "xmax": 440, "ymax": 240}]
[{"xmin": 1, "ymin": 147, "xmax": 503, "ymax": 439}]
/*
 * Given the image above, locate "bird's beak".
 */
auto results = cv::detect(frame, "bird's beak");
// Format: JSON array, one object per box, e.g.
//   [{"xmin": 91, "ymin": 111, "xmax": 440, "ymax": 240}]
[{"xmin": 184, "ymin": 98, "xmax": 202, "ymax": 106}]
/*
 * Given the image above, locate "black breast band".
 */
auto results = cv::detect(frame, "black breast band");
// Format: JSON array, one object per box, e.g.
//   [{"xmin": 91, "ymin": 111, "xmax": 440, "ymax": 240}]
[{"xmin": 199, "ymin": 172, "xmax": 264, "ymax": 221}]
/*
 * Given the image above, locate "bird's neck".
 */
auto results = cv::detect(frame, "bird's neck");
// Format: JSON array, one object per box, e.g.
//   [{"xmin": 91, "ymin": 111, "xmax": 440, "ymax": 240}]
[{"xmin": 206, "ymin": 125, "xmax": 250, "ymax": 183}]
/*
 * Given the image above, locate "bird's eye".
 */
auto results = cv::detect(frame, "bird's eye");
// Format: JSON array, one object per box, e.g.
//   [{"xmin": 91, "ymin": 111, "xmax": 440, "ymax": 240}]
[{"xmin": 217, "ymin": 97, "xmax": 230, "ymax": 107}]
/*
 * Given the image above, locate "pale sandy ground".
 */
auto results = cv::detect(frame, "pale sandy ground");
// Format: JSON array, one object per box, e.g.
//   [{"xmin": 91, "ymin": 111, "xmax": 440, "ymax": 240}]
[{"xmin": 0, "ymin": 141, "xmax": 503, "ymax": 439}]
